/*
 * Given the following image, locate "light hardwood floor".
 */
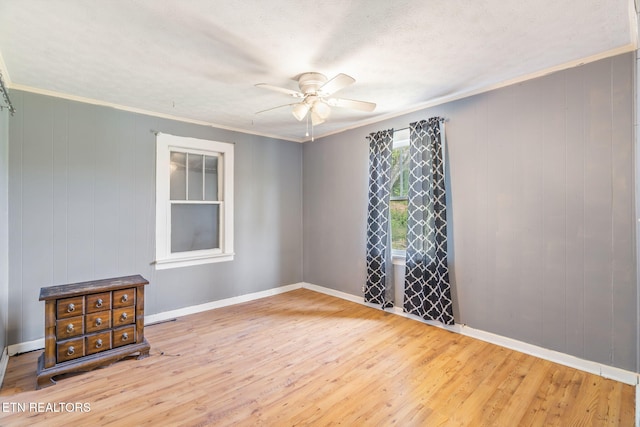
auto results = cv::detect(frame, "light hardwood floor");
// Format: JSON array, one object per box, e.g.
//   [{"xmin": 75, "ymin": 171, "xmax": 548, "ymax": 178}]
[{"xmin": 0, "ymin": 288, "xmax": 635, "ymax": 426}]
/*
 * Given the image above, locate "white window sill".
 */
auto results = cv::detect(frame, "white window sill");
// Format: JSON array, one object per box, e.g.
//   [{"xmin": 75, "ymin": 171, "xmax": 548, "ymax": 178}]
[
  {"xmin": 392, "ymin": 253, "xmax": 406, "ymax": 266},
  {"xmin": 155, "ymin": 253, "xmax": 235, "ymax": 270}
]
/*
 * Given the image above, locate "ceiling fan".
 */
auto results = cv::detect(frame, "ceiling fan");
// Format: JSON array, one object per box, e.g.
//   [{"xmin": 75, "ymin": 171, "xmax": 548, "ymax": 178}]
[{"xmin": 255, "ymin": 72, "xmax": 376, "ymax": 126}]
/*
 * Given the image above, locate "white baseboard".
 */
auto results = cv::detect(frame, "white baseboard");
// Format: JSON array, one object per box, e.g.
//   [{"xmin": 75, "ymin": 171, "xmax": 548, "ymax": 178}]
[
  {"xmin": 458, "ymin": 323, "xmax": 638, "ymax": 386},
  {"xmin": 393, "ymin": 307, "xmax": 639, "ymax": 386},
  {"xmin": 8, "ymin": 338, "xmax": 44, "ymax": 356},
  {"xmin": 7, "ymin": 283, "xmax": 306, "ymax": 357},
  {"xmin": 144, "ymin": 283, "xmax": 303, "ymax": 325},
  {"xmin": 301, "ymin": 282, "xmax": 640, "ymax": 387},
  {"xmin": 302, "ymin": 282, "xmax": 640, "ymax": 426},
  {"xmin": 301, "ymin": 282, "xmax": 364, "ymax": 305}
]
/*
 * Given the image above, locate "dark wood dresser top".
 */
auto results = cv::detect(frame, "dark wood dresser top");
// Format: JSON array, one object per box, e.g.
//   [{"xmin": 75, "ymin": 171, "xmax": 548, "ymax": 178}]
[{"xmin": 39, "ymin": 275, "xmax": 149, "ymax": 301}]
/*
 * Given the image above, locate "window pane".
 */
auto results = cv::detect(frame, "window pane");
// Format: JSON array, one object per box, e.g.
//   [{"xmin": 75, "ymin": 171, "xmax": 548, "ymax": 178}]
[
  {"xmin": 187, "ymin": 154, "xmax": 203, "ymax": 201},
  {"xmin": 170, "ymin": 152, "xmax": 186, "ymax": 200},
  {"xmin": 204, "ymin": 155, "xmax": 218, "ymax": 201},
  {"xmin": 390, "ymin": 199, "xmax": 408, "ymax": 251},
  {"xmin": 391, "ymin": 146, "xmax": 410, "ymax": 198},
  {"xmin": 171, "ymin": 204, "xmax": 219, "ymax": 252}
]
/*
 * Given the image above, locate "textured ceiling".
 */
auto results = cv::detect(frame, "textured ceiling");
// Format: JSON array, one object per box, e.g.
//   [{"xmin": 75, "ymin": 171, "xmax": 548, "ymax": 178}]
[{"xmin": 0, "ymin": 0, "xmax": 636, "ymax": 142}]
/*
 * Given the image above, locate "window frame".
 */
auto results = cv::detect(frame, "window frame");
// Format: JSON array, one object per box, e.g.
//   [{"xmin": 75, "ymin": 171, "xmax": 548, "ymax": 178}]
[
  {"xmin": 390, "ymin": 129, "xmax": 410, "ymax": 259},
  {"xmin": 155, "ymin": 133, "xmax": 234, "ymax": 269}
]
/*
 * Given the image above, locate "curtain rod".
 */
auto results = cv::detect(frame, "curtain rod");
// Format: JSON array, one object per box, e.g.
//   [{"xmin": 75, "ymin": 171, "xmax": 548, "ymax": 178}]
[
  {"xmin": 393, "ymin": 126, "xmax": 409, "ymax": 133},
  {"xmin": 392, "ymin": 117, "xmax": 448, "ymax": 133}
]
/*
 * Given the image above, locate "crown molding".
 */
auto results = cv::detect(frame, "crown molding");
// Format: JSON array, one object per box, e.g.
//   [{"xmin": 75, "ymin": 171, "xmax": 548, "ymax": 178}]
[
  {"xmin": 3, "ymin": 44, "xmax": 635, "ymax": 144},
  {"xmin": 310, "ymin": 44, "xmax": 637, "ymax": 142},
  {"xmin": 7, "ymin": 83, "xmax": 305, "ymax": 143}
]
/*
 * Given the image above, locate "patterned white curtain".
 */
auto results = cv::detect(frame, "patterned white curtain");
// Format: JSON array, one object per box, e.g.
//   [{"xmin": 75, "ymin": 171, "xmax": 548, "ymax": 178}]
[
  {"xmin": 364, "ymin": 129, "xmax": 394, "ymax": 306},
  {"xmin": 403, "ymin": 118, "xmax": 454, "ymax": 324}
]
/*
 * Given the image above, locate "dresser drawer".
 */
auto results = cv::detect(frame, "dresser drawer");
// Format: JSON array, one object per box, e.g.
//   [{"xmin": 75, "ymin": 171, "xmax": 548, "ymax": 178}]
[
  {"xmin": 85, "ymin": 310, "xmax": 111, "ymax": 333},
  {"xmin": 86, "ymin": 292, "xmax": 111, "ymax": 313},
  {"xmin": 57, "ymin": 337, "xmax": 85, "ymax": 363},
  {"xmin": 113, "ymin": 325, "xmax": 135, "ymax": 348},
  {"xmin": 86, "ymin": 331, "xmax": 112, "ymax": 355},
  {"xmin": 57, "ymin": 296, "xmax": 84, "ymax": 319},
  {"xmin": 113, "ymin": 288, "xmax": 135, "ymax": 308},
  {"xmin": 112, "ymin": 307, "xmax": 135, "ymax": 327},
  {"xmin": 56, "ymin": 315, "xmax": 84, "ymax": 339}
]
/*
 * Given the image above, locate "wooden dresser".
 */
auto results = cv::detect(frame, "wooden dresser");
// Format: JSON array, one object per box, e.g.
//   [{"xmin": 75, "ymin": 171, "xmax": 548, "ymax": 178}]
[{"xmin": 36, "ymin": 275, "xmax": 150, "ymax": 388}]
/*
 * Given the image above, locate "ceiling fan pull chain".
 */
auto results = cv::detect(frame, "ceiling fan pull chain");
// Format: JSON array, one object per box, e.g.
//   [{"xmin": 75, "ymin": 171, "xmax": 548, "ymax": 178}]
[{"xmin": 306, "ymin": 114, "xmax": 309, "ymax": 137}]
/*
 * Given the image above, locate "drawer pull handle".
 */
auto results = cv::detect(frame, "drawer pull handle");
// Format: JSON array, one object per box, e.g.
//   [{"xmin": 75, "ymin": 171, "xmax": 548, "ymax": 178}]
[
  {"xmin": 122, "ymin": 332, "xmax": 129, "ymax": 341},
  {"xmin": 121, "ymin": 294, "xmax": 129, "ymax": 303},
  {"xmin": 95, "ymin": 339, "xmax": 103, "ymax": 348},
  {"xmin": 120, "ymin": 312, "xmax": 128, "ymax": 321},
  {"xmin": 95, "ymin": 318, "xmax": 102, "ymax": 326},
  {"xmin": 67, "ymin": 303, "xmax": 75, "ymax": 313},
  {"xmin": 96, "ymin": 298, "xmax": 103, "ymax": 308},
  {"xmin": 67, "ymin": 346, "xmax": 75, "ymax": 356},
  {"xmin": 66, "ymin": 324, "xmax": 74, "ymax": 333}
]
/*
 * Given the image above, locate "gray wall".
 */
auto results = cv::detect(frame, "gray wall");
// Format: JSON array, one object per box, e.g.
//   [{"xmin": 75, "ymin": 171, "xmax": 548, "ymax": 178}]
[
  {"xmin": 303, "ymin": 53, "xmax": 637, "ymax": 372},
  {"xmin": 0, "ymin": 107, "xmax": 8, "ymax": 353},
  {"xmin": 8, "ymin": 91, "xmax": 303, "ymax": 344}
]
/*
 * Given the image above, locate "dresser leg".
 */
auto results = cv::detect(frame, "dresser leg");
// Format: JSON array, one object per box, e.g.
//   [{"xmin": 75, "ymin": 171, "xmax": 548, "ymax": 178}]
[
  {"xmin": 36, "ymin": 374, "xmax": 57, "ymax": 389},
  {"xmin": 36, "ymin": 352, "xmax": 58, "ymax": 389},
  {"xmin": 136, "ymin": 339, "xmax": 151, "ymax": 360}
]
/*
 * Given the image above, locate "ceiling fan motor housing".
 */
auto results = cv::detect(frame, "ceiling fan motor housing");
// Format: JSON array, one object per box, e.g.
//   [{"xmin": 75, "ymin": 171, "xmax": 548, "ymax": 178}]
[{"xmin": 298, "ymin": 73, "xmax": 328, "ymax": 95}]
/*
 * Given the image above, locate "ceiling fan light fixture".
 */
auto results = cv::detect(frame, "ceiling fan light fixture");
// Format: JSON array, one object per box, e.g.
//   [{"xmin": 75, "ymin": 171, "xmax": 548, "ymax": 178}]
[
  {"xmin": 292, "ymin": 103, "xmax": 310, "ymax": 121},
  {"xmin": 311, "ymin": 101, "xmax": 331, "ymax": 120},
  {"xmin": 310, "ymin": 111, "xmax": 325, "ymax": 126}
]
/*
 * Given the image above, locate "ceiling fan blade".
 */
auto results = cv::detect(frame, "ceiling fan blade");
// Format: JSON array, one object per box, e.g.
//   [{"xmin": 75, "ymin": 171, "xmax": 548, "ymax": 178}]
[
  {"xmin": 319, "ymin": 73, "xmax": 355, "ymax": 96},
  {"xmin": 255, "ymin": 103, "xmax": 298, "ymax": 114},
  {"xmin": 255, "ymin": 83, "xmax": 304, "ymax": 98},
  {"xmin": 327, "ymin": 97, "xmax": 376, "ymax": 112}
]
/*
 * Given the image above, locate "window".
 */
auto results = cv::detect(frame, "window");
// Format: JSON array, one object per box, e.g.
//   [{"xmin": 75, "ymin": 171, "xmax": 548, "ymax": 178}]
[
  {"xmin": 155, "ymin": 133, "xmax": 234, "ymax": 269},
  {"xmin": 390, "ymin": 129, "xmax": 410, "ymax": 255}
]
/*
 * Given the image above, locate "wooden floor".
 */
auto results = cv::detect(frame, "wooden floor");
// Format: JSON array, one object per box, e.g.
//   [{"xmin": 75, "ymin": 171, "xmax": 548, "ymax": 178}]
[{"xmin": 0, "ymin": 289, "xmax": 635, "ymax": 426}]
